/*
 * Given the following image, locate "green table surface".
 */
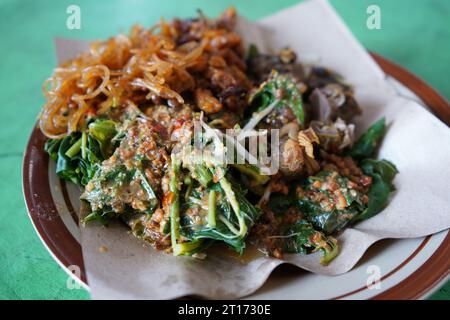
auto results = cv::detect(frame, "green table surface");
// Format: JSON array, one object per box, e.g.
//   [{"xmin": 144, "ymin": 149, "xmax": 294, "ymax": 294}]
[{"xmin": 0, "ymin": 0, "xmax": 448, "ymax": 300}]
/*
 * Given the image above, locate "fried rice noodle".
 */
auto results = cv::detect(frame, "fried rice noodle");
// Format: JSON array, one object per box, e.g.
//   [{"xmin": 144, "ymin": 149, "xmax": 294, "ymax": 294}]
[{"xmin": 39, "ymin": 7, "xmax": 248, "ymax": 139}]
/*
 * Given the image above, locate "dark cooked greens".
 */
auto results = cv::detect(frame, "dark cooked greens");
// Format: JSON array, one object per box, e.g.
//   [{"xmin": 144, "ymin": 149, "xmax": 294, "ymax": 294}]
[
  {"xmin": 88, "ymin": 119, "xmax": 118, "ymax": 159},
  {"xmin": 283, "ymin": 219, "xmax": 339, "ymax": 265},
  {"xmin": 297, "ymin": 170, "xmax": 369, "ymax": 234},
  {"xmin": 357, "ymin": 159, "xmax": 398, "ymax": 221},
  {"xmin": 44, "ymin": 119, "xmax": 118, "ymax": 186},
  {"xmin": 349, "ymin": 117, "xmax": 386, "ymax": 160},
  {"xmin": 171, "ymin": 154, "xmax": 262, "ymax": 255},
  {"xmin": 169, "ymin": 155, "xmax": 205, "ymax": 256},
  {"xmin": 180, "ymin": 181, "xmax": 261, "ymax": 254},
  {"xmin": 248, "ymin": 70, "xmax": 305, "ymax": 127},
  {"xmin": 296, "ymin": 118, "xmax": 397, "ymax": 235},
  {"xmin": 82, "ymin": 206, "xmax": 120, "ymax": 226}
]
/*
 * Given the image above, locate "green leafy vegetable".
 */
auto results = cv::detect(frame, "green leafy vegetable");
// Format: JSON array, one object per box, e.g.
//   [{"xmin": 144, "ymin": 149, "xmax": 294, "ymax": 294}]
[
  {"xmin": 297, "ymin": 171, "xmax": 368, "ymax": 234},
  {"xmin": 81, "ymin": 206, "xmax": 118, "ymax": 226},
  {"xmin": 361, "ymin": 158, "xmax": 398, "ymax": 185},
  {"xmin": 231, "ymin": 164, "xmax": 270, "ymax": 186},
  {"xmin": 54, "ymin": 133, "xmax": 98, "ymax": 185},
  {"xmin": 88, "ymin": 119, "xmax": 118, "ymax": 158},
  {"xmin": 356, "ymin": 159, "xmax": 398, "ymax": 221},
  {"xmin": 44, "ymin": 119, "xmax": 119, "ymax": 186},
  {"xmin": 180, "ymin": 177, "xmax": 261, "ymax": 254},
  {"xmin": 194, "ymin": 164, "xmax": 213, "ymax": 187},
  {"xmin": 283, "ymin": 219, "xmax": 339, "ymax": 265},
  {"xmin": 248, "ymin": 70, "xmax": 305, "ymax": 127},
  {"xmin": 207, "ymin": 190, "xmax": 217, "ymax": 228},
  {"xmin": 44, "ymin": 138, "xmax": 61, "ymax": 162},
  {"xmin": 170, "ymin": 155, "xmax": 204, "ymax": 256},
  {"xmin": 135, "ymin": 168, "xmax": 159, "ymax": 211},
  {"xmin": 297, "ymin": 159, "xmax": 398, "ymax": 234},
  {"xmin": 349, "ymin": 118, "xmax": 386, "ymax": 160},
  {"xmin": 65, "ymin": 137, "xmax": 82, "ymax": 158}
]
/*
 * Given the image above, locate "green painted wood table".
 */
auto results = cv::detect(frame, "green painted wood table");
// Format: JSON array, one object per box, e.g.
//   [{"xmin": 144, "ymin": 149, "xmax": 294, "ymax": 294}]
[{"xmin": 0, "ymin": 0, "xmax": 448, "ymax": 300}]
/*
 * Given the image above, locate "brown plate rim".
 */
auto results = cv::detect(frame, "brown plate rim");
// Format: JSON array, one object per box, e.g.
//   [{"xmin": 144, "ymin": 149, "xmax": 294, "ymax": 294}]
[
  {"xmin": 22, "ymin": 52, "xmax": 450, "ymax": 299},
  {"xmin": 369, "ymin": 52, "xmax": 450, "ymax": 300},
  {"xmin": 22, "ymin": 127, "xmax": 87, "ymax": 283}
]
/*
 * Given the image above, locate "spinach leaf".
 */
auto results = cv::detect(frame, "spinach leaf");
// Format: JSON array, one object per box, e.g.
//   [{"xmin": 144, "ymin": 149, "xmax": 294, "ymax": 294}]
[
  {"xmin": 356, "ymin": 159, "xmax": 398, "ymax": 221},
  {"xmin": 283, "ymin": 219, "xmax": 339, "ymax": 265},
  {"xmin": 297, "ymin": 159, "xmax": 398, "ymax": 233},
  {"xmin": 44, "ymin": 138, "xmax": 61, "ymax": 162},
  {"xmin": 361, "ymin": 158, "xmax": 397, "ymax": 185},
  {"xmin": 135, "ymin": 168, "xmax": 159, "ymax": 211},
  {"xmin": 346, "ymin": 118, "xmax": 398, "ymax": 222},
  {"xmin": 81, "ymin": 206, "xmax": 118, "ymax": 226},
  {"xmin": 169, "ymin": 155, "xmax": 205, "ymax": 256},
  {"xmin": 180, "ymin": 179, "xmax": 261, "ymax": 254},
  {"xmin": 234, "ymin": 183, "xmax": 261, "ymax": 231},
  {"xmin": 231, "ymin": 164, "xmax": 270, "ymax": 186},
  {"xmin": 248, "ymin": 70, "xmax": 304, "ymax": 126},
  {"xmin": 298, "ymin": 199, "xmax": 362, "ymax": 235},
  {"xmin": 297, "ymin": 171, "xmax": 367, "ymax": 234},
  {"xmin": 194, "ymin": 164, "xmax": 213, "ymax": 187},
  {"xmin": 55, "ymin": 134, "xmax": 103, "ymax": 186},
  {"xmin": 88, "ymin": 119, "xmax": 117, "ymax": 158},
  {"xmin": 349, "ymin": 118, "xmax": 386, "ymax": 160},
  {"xmin": 44, "ymin": 119, "xmax": 119, "ymax": 187},
  {"xmin": 54, "ymin": 134, "xmax": 85, "ymax": 185}
]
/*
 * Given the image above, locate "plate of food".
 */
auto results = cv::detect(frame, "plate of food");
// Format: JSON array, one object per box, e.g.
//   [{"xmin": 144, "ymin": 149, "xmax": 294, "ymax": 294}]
[{"xmin": 23, "ymin": 0, "xmax": 450, "ymax": 299}]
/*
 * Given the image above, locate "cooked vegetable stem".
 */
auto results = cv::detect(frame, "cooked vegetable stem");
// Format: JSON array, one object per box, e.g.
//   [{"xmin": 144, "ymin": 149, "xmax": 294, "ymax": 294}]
[
  {"xmin": 218, "ymin": 215, "xmax": 240, "ymax": 235},
  {"xmin": 219, "ymin": 177, "xmax": 247, "ymax": 238},
  {"xmin": 136, "ymin": 169, "xmax": 157, "ymax": 200},
  {"xmin": 65, "ymin": 137, "xmax": 82, "ymax": 158},
  {"xmin": 136, "ymin": 168, "xmax": 158, "ymax": 210},
  {"xmin": 170, "ymin": 155, "xmax": 202, "ymax": 256},
  {"xmin": 195, "ymin": 164, "xmax": 213, "ymax": 187},
  {"xmin": 81, "ymin": 131, "xmax": 87, "ymax": 160},
  {"xmin": 170, "ymin": 156, "xmax": 182, "ymax": 255},
  {"xmin": 208, "ymin": 190, "xmax": 217, "ymax": 228},
  {"xmin": 320, "ymin": 241, "xmax": 339, "ymax": 265},
  {"xmin": 232, "ymin": 164, "xmax": 270, "ymax": 185},
  {"xmin": 241, "ymin": 100, "xmax": 278, "ymax": 132}
]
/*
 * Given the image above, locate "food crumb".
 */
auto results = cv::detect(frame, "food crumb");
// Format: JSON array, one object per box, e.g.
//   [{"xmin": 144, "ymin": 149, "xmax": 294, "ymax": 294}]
[{"xmin": 99, "ymin": 246, "xmax": 108, "ymax": 253}]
